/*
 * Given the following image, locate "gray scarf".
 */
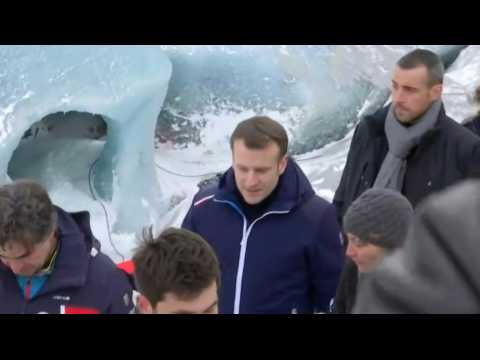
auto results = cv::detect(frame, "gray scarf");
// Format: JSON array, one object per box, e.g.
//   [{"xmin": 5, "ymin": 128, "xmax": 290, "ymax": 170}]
[{"xmin": 373, "ymin": 100, "xmax": 442, "ymax": 190}]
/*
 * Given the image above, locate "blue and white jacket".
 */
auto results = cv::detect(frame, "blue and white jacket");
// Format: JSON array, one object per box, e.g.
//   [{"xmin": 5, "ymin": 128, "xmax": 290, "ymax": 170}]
[{"xmin": 182, "ymin": 159, "xmax": 344, "ymax": 314}]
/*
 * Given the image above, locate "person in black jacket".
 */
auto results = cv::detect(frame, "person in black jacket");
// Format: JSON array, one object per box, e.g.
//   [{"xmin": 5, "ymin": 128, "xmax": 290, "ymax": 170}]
[
  {"xmin": 354, "ymin": 180, "xmax": 480, "ymax": 314},
  {"xmin": 333, "ymin": 49, "xmax": 480, "ymax": 314},
  {"xmin": 334, "ymin": 49, "xmax": 480, "ymax": 226},
  {"xmin": 463, "ymin": 85, "xmax": 480, "ymax": 136},
  {"xmin": 333, "ymin": 188, "xmax": 413, "ymax": 314}
]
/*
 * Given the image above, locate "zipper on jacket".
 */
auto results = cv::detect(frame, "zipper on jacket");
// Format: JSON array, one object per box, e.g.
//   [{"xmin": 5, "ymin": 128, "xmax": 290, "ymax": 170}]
[{"xmin": 213, "ymin": 198, "xmax": 289, "ymax": 314}]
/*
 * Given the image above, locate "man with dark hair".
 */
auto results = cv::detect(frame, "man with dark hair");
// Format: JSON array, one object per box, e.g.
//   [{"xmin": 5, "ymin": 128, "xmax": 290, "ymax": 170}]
[
  {"xmin": 132, "ymin": 227, "xmax": 220, "ymax": 314},
  {"xmin": 335, "ymin": 49, "xmax": 480, "ymax": 222},
  {"xmin": 182, "ymin": 116, "xmax": 344, "ymax": 314},
  {"xmin": 333, "ymin": 49, "xmax": 480, "ymax": 314},
  {"xmin": 0, "ymin": 180, "xmax": 134, "ymax": 314}
]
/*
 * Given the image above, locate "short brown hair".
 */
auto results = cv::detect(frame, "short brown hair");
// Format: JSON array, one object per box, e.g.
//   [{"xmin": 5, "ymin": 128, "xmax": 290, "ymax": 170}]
[
  {"xmin": 132, "ymin": 227, "xmax": 220, "ymax": 307},
  {"xmin": 0, "ymin": 180, "xmax": 57, "ymax": 251},
  {"xmin": 230, "ymin": 116, "xmax": 288, "ymax": 158},
  {"xmin": 397, "ymin": 49, "xmax": 444, "ymax": 87}
]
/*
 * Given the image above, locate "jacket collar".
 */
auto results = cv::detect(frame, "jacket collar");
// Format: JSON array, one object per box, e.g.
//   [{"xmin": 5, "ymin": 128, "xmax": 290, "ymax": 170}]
[{"xmin": 215, "ymin": 158, "xmax": 315, "ymax": 213}]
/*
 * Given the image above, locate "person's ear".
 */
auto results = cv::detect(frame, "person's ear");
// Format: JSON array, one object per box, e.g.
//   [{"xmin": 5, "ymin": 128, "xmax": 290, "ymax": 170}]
[
  {"xmin": 137, "ymin": 294, "xmax": 153, "ymax": 314},
  {"xmin": 430, "ymin": 83, "xmax": 443, "ymax": 101},
  {"xmin": 278, "ymin": 155, "xmax": 288, "ymax": 175}
]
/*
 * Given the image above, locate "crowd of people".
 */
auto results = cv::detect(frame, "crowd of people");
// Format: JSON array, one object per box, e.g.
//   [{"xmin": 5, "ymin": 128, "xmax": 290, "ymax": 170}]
[{"xmin": 1, "ymin": 49, "xmax": 480, "ymax": 314}]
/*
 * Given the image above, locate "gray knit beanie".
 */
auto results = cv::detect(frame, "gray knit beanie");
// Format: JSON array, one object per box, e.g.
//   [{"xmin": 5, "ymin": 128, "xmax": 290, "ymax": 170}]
[{"xmin": 343, "ymin": 188, "xmax": 414, "ymax": 249}]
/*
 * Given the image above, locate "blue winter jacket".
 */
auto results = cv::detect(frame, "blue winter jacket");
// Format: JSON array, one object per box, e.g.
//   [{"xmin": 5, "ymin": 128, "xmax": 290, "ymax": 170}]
[
  {"xmin": 0, "ymin": 206, "xmax": 134, "ymax": 314},
  {"xmin": 182, "ymin": 159, "xmax": 344, "ymax": 314}
]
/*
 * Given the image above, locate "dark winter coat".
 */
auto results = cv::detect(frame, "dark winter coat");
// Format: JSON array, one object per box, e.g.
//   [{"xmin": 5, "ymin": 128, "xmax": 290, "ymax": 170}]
[
  {"xmin": 334, "ymin": 104, "xmax": 480, "ymax": 225},
  {"xmin": 332, "ymin": 259, "xmax": 358, "ymax": 314},
  {"xmin": 182, "ymin": 159, "xmax": 344, "ymax": 314},
  {"xmin": 463, "ymin": 113, "xmax": 480, "ymax": 137},
  {"xmin": 0, "ymin": 207, "xmax": 134, "ymax": 314}
]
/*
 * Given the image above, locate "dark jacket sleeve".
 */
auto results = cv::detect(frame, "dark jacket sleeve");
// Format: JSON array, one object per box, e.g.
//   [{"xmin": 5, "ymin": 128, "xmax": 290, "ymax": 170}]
[
  {"xmin": 105, "ymin": 267, "xmax": 136, "ymax": 314},
  {"xmin": 333, "ymin": 124, "xmax": 362, "ymax": 228},
  {"xmin": 463, "ymin": 114, "xmax": 480, "ymax": 136},
  {"xmin": 332, "ymin": 259, "xmax": 358, "ymax": 314},
  {"xmin": 460, "ymin": 137, "xmax": 480, "ymax": 179},
  {"xmin": 307, "ymin": 202, "xmax": 345, "ymax": 313},
  {"xmin": 353, "ymin": 180, "xmax": 480, "ymax": 314}
]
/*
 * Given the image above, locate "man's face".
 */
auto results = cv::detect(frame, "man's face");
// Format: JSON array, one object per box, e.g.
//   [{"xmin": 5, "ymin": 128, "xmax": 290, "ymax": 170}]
[
  {"xmin": 232, "ymin": 139, "xmax": 287, "ymax": 205},
  {"xmin": 391, "ymin": 65, "xmax": 442, "ymax": 124},
  {"xmin": 345, "ymin": 233, "xmax": 386, "ymax": 273},
  {"xmin": 0, "ymin": 233, "xmax": 56, "ymax": 277},
  {"xmin": 139, "ymin": 281, "xmax": 219, "ymax": 314}
]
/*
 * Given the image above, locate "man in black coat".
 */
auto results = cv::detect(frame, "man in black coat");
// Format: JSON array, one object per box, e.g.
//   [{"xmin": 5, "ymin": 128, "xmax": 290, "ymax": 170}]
[
  {"xmin": 334, "ymin": 49, "xmax": 480, "ymax": 226},
  {"xmin": 333, "ymin": 49, "xmax": 480, "ymax": 311}
]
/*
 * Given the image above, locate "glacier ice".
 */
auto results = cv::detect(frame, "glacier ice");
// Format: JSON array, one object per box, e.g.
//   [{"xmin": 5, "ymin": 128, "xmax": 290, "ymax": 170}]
[
  {"xmin": 0, "ymin": 45, "xmax": 172, "ymax": 235},
  {"xmin": 158, "ymin": 45, "xmax": 466, "ymax": 155},
  {"xmin": 0, "ymin": 44, "xmax": 474, "ymax": 261},
  {"xmin": 443, "ymin": 45, "xmax": 480, "ymax": 121}
]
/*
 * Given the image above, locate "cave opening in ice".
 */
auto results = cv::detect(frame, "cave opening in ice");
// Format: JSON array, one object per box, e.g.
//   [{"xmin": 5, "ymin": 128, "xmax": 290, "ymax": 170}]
[{"xmin": 7, "ymin": 110, "xmax": 109, "ymax": 200}]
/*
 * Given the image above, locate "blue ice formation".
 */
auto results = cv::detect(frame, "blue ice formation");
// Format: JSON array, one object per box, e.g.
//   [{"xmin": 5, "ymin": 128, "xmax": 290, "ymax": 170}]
[
  {"xmin": 0, "ymin": 45, "xmax": 172, "ymax": 233},
  {"xmin": 157, "ymin": 45, "xmax": 466, "ymax": 154}
]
